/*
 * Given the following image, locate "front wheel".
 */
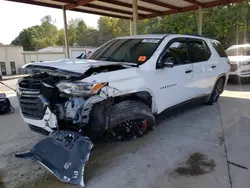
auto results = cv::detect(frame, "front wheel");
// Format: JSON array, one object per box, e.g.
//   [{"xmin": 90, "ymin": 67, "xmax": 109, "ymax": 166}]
[
  {"xmin": 205, "ymin": 78, "xmax": 225, "ymax": 105},
  {"xmin": 106, "ymin": 100, "xmax": 155, "ymax": 141}
]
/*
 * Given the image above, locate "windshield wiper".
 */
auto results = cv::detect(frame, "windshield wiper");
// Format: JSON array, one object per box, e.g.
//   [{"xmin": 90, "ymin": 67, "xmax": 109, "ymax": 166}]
[
  {"xmin": 99, "ymin": 57, "xmax": 138, "ymax": 67},
  {"xmin": 103, "ymin": 57, "xmax": 122, "ymax": 62}
]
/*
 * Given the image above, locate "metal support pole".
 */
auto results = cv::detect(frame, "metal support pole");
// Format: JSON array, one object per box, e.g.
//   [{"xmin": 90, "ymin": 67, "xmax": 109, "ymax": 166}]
[
  {"xmin": 244, "ymin": 0, "xmax": 249, "ymax": 43},
  {"xmin": 63, "ymin": 6, "xmax": 70, "ymax": 58},
  {"xmin": 130, "ymin": 18, "xmax": 133, "ymax": 36},
  {"xmin": 198, "ymin": 6, "xmax": 203, "ymax": 35},
  {"xmin": 236, "ymin": 9, "xmax": 239, "ymax": 45},
  {"xmin": 132, "ymin": 0, "xmax": 138, "ymax": 35}
]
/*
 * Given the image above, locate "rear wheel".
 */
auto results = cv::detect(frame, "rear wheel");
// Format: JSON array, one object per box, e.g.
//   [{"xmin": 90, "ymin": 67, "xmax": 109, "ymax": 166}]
[
  {"xmin": 106, "ymin": 100, "xmax": 155, "ymax": 141},
  {"xmin": 205, "ymin": 78, "xmax": 225, "ymax": 105}
]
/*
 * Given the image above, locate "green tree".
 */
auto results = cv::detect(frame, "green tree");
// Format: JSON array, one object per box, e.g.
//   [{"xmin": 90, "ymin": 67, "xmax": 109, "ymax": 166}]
[
  {"xmin": 57, "ymin": 29, "xmax": 65, "ymax": 46},
  {"xmin": 11, "ymin": 15, "xmax": 58, "ymax": 50}
]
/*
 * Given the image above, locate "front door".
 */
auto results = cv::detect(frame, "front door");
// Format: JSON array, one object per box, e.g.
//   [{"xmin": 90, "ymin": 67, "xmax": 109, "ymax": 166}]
[{"xmin": 153, "ymin": 39, "xmax": 194, "ymax": 113}]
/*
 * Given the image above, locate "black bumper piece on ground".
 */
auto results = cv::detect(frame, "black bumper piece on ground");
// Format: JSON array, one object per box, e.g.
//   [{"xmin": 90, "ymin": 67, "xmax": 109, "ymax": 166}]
[
  {"xmin": 28, "ymin": 124, "xmax": 50, "ymax": 135},
  {"xmin": 15, "ymin": 131, "xmax": 93, "ymax": 187}
]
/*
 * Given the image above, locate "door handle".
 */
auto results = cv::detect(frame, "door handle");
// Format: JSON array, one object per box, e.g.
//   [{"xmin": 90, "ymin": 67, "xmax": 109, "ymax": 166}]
[
  {"xmin": 185, "ymin": 70, "xmax": 193, "ymax": 74},
  {"xmin": 211, "ymin": 65, "xmax": 216, "ymax": 68}
]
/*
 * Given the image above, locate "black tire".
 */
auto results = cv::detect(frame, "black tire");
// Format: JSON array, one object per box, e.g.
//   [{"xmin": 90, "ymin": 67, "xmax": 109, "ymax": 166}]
[
  {"xmin": 205, "ymin": 78, "xmax": 225, "ymax": 105},
  {"xmin": 107, "ymin": 100, "xmax": 155, "ymax": 141}
]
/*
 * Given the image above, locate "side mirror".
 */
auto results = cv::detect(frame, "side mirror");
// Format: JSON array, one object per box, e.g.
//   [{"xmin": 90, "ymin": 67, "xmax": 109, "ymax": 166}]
[{"xmin": 163, "ymin": 57, "xmax": 175, "ymax": 68}]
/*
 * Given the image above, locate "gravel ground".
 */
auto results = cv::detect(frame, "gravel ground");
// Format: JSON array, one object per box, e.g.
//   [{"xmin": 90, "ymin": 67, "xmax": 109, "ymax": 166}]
[{"xmin": 0, "ymin": 79, "xmax": 249, "ymax": 188}]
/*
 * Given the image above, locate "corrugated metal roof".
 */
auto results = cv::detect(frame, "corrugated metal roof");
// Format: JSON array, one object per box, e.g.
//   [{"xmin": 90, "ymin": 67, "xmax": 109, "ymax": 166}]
[{"xmin": 6, "ymin": 0, "xmax": 244, "ymax": 20}]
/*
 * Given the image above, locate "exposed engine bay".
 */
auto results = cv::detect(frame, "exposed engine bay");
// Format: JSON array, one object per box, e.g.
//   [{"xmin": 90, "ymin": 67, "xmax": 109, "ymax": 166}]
[{"xmin": 17, "ymin": 64, "xmax": 127, "ymax": 135}]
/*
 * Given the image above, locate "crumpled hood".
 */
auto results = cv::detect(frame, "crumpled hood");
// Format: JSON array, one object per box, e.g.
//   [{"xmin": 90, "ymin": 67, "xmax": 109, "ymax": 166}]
[{"xmin": 23, "ymin": 59, "xmax": 130, "ymax": 75}]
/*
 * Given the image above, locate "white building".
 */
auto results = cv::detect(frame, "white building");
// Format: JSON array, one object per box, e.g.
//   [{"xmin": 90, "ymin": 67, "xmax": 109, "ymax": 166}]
[
  {"xmin": 0, "ymin": 45, "xmax": 24, "ymax": 75},
  {"xmin": 23, "ymin": 46, "xmax": 96, "ymax": 64},
  {"xmin": 0, "ymin": 45, "xmax": 96, "ymax": 76}
]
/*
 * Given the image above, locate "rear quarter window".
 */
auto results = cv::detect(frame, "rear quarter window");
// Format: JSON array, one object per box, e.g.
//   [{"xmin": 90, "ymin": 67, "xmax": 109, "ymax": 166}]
[{"xmin": 211, "ymin": 40, "xmax": 228, "ymax": 57}]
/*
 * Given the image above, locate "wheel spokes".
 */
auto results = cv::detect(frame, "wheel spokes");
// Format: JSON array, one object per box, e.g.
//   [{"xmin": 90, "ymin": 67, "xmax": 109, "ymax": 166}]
[{"xmin": 111, "ymin": 119, "xmax": 147, "ymax": 141}]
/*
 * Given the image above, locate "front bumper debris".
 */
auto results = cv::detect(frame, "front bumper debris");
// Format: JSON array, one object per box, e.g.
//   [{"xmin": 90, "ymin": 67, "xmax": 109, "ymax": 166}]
[{"xmin": 15, "ymin": 131, "xmax": 93, "ymax": 187}]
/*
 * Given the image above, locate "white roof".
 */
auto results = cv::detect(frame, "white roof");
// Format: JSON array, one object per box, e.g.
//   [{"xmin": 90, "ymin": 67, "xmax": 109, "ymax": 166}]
[
  {"xmin": 117, "ymin": 34, "xmax": 168, "ymax": 39},
  {"xmin": 117, "ymin": 34, "xmax": 214, "ymax": 40}
]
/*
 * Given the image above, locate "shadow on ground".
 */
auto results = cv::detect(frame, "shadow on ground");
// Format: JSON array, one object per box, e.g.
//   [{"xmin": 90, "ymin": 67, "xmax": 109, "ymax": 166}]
[{"xmin": 226, "ymin": 81, "xmax": 250, "ymax": 91}]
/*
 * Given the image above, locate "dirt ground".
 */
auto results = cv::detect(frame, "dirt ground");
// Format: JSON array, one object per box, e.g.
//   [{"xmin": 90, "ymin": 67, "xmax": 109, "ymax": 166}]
[{"xmin": 0, "ymin": 79, "xmax": 250, "ymax": 188}]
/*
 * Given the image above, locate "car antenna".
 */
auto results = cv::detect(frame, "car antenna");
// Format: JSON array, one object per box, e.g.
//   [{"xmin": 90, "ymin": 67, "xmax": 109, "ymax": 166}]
[{"xmin": 0, "ymin": 81, "xmax": 16, "ymax": 92}]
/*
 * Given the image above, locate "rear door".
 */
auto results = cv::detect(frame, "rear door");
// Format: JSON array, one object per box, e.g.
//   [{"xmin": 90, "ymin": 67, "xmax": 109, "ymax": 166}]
[
  {"xmin": 187, "ymin": 38, "xmax": 214, "ymax": 96},
  {"xmin": 210, "ymin": 40, "xmax": 230, "ymax": 78}
]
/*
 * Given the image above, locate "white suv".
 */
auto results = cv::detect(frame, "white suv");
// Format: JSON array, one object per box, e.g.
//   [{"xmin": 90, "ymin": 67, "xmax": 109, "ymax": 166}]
[
  {"xmin": 17, "ymin": 34, "xmax": 230, "ymax": 140},
  {"xmin": 16, "ymin": 34, "xmax": 230, "ymax": 186},
  {"xmin": 226, "ymin": 44, "xmax": 250, "ymax": 83}
]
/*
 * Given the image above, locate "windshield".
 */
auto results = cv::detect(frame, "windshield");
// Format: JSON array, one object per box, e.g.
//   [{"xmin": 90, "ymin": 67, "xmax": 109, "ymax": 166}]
[
  {"xmin": 226, "ymin": 46, "xmax": 250, "ymax": 56},
  {"xmin": 89, "ymin": 38, "xmax": 162, "ymax": 64}
]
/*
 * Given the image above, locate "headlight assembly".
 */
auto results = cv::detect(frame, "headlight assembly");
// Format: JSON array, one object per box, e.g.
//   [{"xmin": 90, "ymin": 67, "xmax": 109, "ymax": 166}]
[{"xmin": 56, "ymin": 82, "xmax": 107, "ymax": 96}]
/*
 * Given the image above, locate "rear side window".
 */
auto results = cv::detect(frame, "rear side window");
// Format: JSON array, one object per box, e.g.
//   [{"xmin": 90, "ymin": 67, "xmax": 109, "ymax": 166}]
[
  {"xmin": 211, "ymin": 40, "xmax": 228, "ymax": 57},
  {"xmin": 188, "ymin": 39, "xmax": 211, "ymax": 62}
]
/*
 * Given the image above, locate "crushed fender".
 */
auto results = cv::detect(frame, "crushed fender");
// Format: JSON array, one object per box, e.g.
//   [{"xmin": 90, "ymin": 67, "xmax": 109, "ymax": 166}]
[{"xmin": 15, "ymin": 131, "xmax": 93, "ymax": 187}]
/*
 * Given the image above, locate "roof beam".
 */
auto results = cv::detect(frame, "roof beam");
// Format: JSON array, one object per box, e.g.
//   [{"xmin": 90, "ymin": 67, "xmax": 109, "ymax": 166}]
[
  {"xmin": 140, "ymin": 0, "xmax": 180, "ymax": 10},
  {"xmin": 140, "ymin": 0, "xmax": 243, "ymax": 19},
  {"xmin": 72, "ymin": 8, "xmax": 130, "ymax": 19},
  {"xmin": 84, "ymin": 4, "xmax": 146, "ymax": 18},
  {"xmin": 64, "ymin": 0, "xmax": 96, "ymax": 10},
  {"xmin": 8, "ymin": 0, "xmax": 62, "ymax": 9},
  {"xmin": 52, "ymin": 0, "xmax": 75, "ymax": 3},
  {"xmin": 7, "ymin": 0, "xmax": 130, "ymax": 19},
  {"xmin": 97, "ymin": 0, "xmax": 164, "ymax": 14},
  {"xmin": 183, "ymin": 0, "xmax": 203, "ymax": 7},
  {"xmin": 54, "ymin": 0, "xmax": 146, "ymax": 18}
]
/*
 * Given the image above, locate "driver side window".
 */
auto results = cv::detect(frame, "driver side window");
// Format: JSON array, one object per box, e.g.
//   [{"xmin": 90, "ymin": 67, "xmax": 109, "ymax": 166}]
[{"xmin": 162, "ymin": 41, "xmax": 189, "ymax": 65}]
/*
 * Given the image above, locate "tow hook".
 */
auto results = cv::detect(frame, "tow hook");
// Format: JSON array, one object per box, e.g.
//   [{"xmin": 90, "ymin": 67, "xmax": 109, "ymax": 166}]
[{"xmin": 15, "ymin": 131, "xmax": 93, "ymax": 187}]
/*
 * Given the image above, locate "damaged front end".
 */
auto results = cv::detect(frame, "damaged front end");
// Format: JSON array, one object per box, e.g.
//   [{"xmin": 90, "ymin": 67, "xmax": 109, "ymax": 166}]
[
  {"xmin": 16, "ymin": 64, "xmax": 124, "ymax": 186},
  {"xmin": 17, "ymin": 71, "xmax": 109, "ymax": 135},
  {"xmin": 15, "ymin": 131, "xmax": 93, "ymax": 187}
]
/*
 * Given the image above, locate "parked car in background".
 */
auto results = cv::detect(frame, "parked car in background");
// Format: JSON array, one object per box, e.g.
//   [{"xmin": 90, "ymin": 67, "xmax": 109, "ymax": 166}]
[
  {"xmin": 16, "ymin": 34, "xmax": 230, "ymax": 186},
  {"xmin": 226, "ymin": 44, "xmax": 250, "ymax": 83}
]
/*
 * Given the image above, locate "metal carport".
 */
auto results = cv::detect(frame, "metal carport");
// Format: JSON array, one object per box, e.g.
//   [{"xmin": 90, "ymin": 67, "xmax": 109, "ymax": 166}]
[{"xmin": 6, "ymin": 0, "xmax": 244, "ymax": 58}]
